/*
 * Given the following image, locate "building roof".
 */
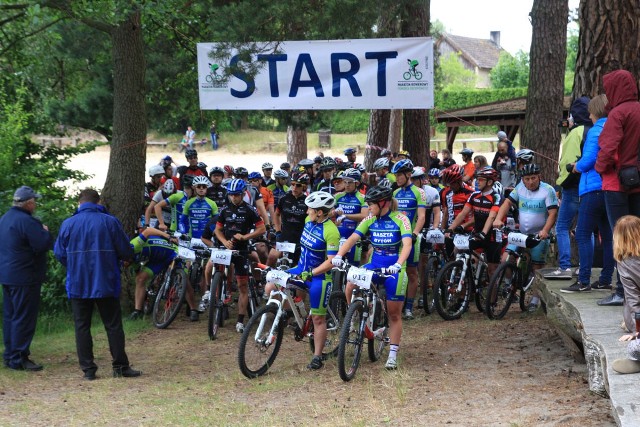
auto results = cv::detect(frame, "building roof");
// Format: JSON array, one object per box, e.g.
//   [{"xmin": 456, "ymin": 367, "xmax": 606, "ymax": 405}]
[{"xmin": 440, "ymin": 33, "xmax": 504, "ymax": 69}]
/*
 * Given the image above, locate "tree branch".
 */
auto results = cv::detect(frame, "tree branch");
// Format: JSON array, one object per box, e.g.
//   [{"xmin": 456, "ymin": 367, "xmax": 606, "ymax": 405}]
[
  {"xmin": 0, "ymin": 17, "xmax": 64, "ymax": 57},
  {"xmin": 0, "ymin": 3, "xmax": 29, "ymax": 10}
]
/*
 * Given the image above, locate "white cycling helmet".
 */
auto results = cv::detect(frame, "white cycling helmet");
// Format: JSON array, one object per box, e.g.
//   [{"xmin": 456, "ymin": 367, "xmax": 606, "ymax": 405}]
[
  {"xmin": 162, "ymin": 180, "xmax": 175, "ymax": 194},
  {"xmin": 262, "ymin": 162, "xmax": 274, "ymax": 170},
  {"xmin": 373, "ymin": 157, "xmax": 390, "ymax": 170},
  {"xmin": 492, "ymin": 181, "xmax": 504, "ymax": 197},
  {"xmin": 148, "ymin": 164, "xmax": 165, "ymax": 177},
  {"xmin": 192, "ymin": 176, "xmax": 212, "ymax": 188},
  {"xmin": 411, "ymin": 166, "xmax": 425, "ymax": 178},
  {"xmin": 516, "ymin": 149, "xmax": 535, "ymax": 162},
  {"xmin": 305, "ymin": 191, "xmax": 335, "ymax": 210},
  {"xmin": 273, "ymin": 169, "xmax": 289, "ymax": 179}
]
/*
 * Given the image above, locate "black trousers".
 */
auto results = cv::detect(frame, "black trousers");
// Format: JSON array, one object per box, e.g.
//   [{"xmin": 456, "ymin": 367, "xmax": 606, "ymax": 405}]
[
  {"xmin": 2, "ymin": 283, "xmax": 41, "ymax": 368},
  {"xmin": 70, "ymin": 297, "xmax": 129, "ymax": 374}
]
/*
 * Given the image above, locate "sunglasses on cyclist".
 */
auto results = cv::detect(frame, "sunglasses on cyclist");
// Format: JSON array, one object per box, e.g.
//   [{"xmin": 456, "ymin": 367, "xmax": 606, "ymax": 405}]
[
  {"xmin": 291, "ymin": 182, "xmax": 304, "ymax": 188},
  {"xmin": 186, "ymin": 156, "xmax": 197, "ymax": 160},
  {"xmin": 195, "ymin": 184, "xmax": 208, "ymax": 189}
]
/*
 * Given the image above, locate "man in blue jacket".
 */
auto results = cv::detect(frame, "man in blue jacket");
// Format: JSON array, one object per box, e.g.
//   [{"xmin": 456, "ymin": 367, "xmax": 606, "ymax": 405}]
[
  {"xmin": 54, "ymin": 189, "xmax": 140, "ymax": 380},
  {"xmin": 0, "ymin": 186, "xmax": 53, "ymax": 371}
]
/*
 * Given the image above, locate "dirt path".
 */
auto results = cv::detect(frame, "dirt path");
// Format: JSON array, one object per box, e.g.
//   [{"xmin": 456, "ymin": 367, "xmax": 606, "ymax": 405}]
[{"xmin": 0, "ymin": 308, "xmax": 614, "ymax": 426}]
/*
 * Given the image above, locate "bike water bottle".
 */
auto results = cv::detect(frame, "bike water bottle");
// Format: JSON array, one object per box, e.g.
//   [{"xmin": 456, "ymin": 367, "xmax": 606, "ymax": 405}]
[{"xmin": 293, "ymin": 296, "xmax": 307, "ymax": 318}]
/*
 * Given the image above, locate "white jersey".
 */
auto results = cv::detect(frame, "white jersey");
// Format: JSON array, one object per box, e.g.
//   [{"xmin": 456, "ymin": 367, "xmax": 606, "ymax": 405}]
[{"xmin": 508, "ymin": 181, "xmax": 558, "ymax": 234}]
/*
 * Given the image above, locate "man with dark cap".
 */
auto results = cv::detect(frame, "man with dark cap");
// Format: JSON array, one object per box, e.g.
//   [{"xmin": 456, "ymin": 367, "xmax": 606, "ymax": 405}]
[{"xmin": 0, "ymin": 186, "xmax": 53, "ymax": 371}]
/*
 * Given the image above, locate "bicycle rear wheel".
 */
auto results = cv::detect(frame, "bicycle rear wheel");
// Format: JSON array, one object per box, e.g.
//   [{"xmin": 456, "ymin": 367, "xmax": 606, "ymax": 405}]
[
  {"xmin": 337, "ymin": 300, "xmax": 365, "ymax": 382},
  {"xmin": 247, "ymin": 276, "xmax": 261, "ymax": 317},
  {"xmin": 434, "ymin": 260, "xmax": 469, "ymax": 321},
  {"xmin": 368, "ymin": 298, "xmax": 388, "ymax": 362},
  {"xmin": 308, "ymin": 292, "xmax": 347, "ymax": 358},
  {"xmin": 422, "ymin": 256, "xmax": 439, "ymax": 314},
  {"xmin": 519, "ymin": 273, "xmax": 535, "ymax": 312},
  {"xmin": 153, "ymin": 268, "xmax": 187, "ymax": 329},
  {"xmin": 485, "ymin": 262, "xmax": 518, "ymax": 320},
  {"xmin": 238, "ymin": 303, "xmax": 284, "ymax": 378},
  {"xmin": 208, "ymin": 272, "xmax": 224, "ymax": 340},
  {"xmin": 474, "ymin": 266, "xmax": 489, "ymax": 313}
]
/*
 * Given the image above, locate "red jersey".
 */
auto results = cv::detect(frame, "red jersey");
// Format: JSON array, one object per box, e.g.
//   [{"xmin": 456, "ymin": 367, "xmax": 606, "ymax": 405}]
[
  {"xmin": 465, "ymin": 189, "xmax": 501, "ymax": 233},
  {"xmin": 442, "ymin": 184, "xmax": 474, "ymax": 229}
]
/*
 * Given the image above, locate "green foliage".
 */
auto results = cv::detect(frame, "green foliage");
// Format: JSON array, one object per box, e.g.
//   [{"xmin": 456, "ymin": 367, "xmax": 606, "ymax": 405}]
[
  {"xmin": 490, "ymin": 51, "xmax": 530, "ymax": 89},
  {"xmin": 439, "ymin": 52, "xmax": 477, "ymax": 90},
  {"xmin": 565, "ymin": 28, "xmax": 579, "ymax": 94},
  {"xmin": 0, "ymin": 83, "xmax": 97, "ymax": 314}
]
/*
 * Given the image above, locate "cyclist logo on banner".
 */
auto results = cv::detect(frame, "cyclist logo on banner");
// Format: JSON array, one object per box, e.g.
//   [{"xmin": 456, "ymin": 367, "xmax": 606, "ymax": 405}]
[{"xmin": 404, "ymin": 59, "xmax": 423, "ymax": 80}]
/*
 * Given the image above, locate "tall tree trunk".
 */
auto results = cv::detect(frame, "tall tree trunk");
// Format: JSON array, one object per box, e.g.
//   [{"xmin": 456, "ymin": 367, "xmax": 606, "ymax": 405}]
[
  {"xmin": 523, "ymin": 0, "xmax": 568, "ymax": 184},
  {"xmin": 401, "ymin": 0, "xmax": 430, "ymax": 165},
  {"xmin": 364, "ymin": 110, "xmax": 390, "ymax": 171},
  {"xmin": 573, "ymin": 1, "xmax": 640, "ymax": 97},
  {"xmin": 101, "ymin": 10, "xmax": 147, "ymax": 235},
  {"xmin": 388, "ymin": 109, "xmax": 402, "ymax": 154},
  {"xmin": 287, "ymin": 126, "xmax": 307, "ymax": 166}
]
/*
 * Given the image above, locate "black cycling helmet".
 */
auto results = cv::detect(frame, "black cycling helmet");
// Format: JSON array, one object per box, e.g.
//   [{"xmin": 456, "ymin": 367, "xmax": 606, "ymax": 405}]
[
  {"xmin": 320, "ymin": 157, "xmax": 336, "ymax": 171},
  {"xmin": 185, "ymin": 149, "xmax": 198, "ymax": 158},
  {"xmin": 313, "ymin": 156, "xmax": 323, "ymax": 164},
  {"xmin": 234, "ymin": 166, "xmax": 248, "ymax": 177},
  {"xmin": 291, "ymin": 171, "xmax": 310, "ymax": 184},
  {"xmin": 520, "ymin": 163, "xmax": 541, "ymax": 176},
  {"xmin": 280, "ymin": 162, "xmax": 291, "ymax": 170},
  {"xmin": 298, "ymin": 159, "xmax": 314, "ymax": 168},
  {"xmin": 209, "ymin": 166, "xmax": 224, "ymax": 175},
  {"xmin": 182, "ymin": 174, "xmax": 195, "ymax": 187},
  {"xmin": 365, "ymin": 185, "xmax": 393, "ymax": 203}
]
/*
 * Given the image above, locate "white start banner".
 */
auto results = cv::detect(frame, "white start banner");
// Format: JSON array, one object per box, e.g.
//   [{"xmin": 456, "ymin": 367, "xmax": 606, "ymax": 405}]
[{"xmin": 197, "ymin": 37, "xmax": 434, "ymax": 110}]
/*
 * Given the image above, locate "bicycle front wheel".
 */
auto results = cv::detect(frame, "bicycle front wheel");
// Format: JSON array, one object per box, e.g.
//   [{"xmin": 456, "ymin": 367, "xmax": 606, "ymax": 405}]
[
  {"xmin": 238, "ymin": 303, "xmax": 284, "ymax": 378},
  {"xmin": 208, "ymin": 272, "xmax": 224, "ymax": 340},
  {"xmin": 153, "ymin": 268, "xmax": 187, "ymax": 329},
  {"xmin": 434, "ymin": 260, "xmax": 469, "ymax": 321},
  {"xmin": 474, "ymin": 266, "xmax": 490, "ymax": 313},
  {"xmin": 337, "ymin": 300, "xmax": 365, "ymax": 382},
  {"xmin": 485, "ymin": 262, "xmax": 518, "ymax": 320},
  {"xmin": 308, "ymin": 291, "xmax": 347, "ymax": 358},
  {"xmin": 422, "ymin": 256, "xmax": 440, "ymax": 314}
]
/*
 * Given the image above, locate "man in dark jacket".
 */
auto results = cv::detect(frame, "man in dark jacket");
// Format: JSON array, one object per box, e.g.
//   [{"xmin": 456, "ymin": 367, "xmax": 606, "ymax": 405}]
[
  {"xmin": 0, "ymin": 186, "xmax": 53, "ymax": 371},
  {"xmin": 54, "ymin": 189, "xmax": 140, "ymax": 380},
  {"xmin": 595, "ymin": 69, "xmax": 640, "ymax": 306}
]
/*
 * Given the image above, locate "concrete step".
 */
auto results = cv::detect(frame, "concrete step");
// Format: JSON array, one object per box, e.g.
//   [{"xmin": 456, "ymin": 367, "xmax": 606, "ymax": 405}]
[{"xmin": 536, "ymin": 268, "xmax": 638, "ymax": 426}]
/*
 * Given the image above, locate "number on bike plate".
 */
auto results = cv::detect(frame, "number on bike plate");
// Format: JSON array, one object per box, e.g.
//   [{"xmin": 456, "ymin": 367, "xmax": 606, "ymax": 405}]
[
  {"xmin": 507, "ymin": 232, "xmax": 528, "ymax": 248},
  {"xmin": 453, "ymin": 234, "xmax": 470, "ymax": 250},
  {"xmin": 190, "ymin": 238, "xmax": 206, "ymax": 249},
  {"xmin": 266, "ymin": 270, "xmax": 290, "ymax": 288},
  {"xmin": 210, "ymin": 249, "xmax": 233, "ymax": 265},
  {"xmin": 276, "ymin": 242, "xmax": 296, "ymax": 254},
  {"xmin": 347, "ymin": 267, "xmax": 373, "ymax": 289},
  {"xmin": 178, "ymin": 246, "xmax": 196, "ymax": 261},
  {"xmin": 425, "ymin": 229, "xmax": 445, "ymax": 244}
]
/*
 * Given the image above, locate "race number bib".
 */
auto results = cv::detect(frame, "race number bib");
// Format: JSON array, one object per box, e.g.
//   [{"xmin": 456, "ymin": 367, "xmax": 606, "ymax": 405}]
[
  {"xmin": 177, "ymin": 246, "xmax": 196, "ymax": 261},
  {"xmin": 347, "ymin": 267, "xmax": 374, "ymax": 289},
  {"xmin": 425, "ymin": 229, "xmax": 445, "ymax": 244},
  {"xmin": 507, "ymin": 232, "xmax": 529, "ymax": 248},
  {"xmin": 266, "ymin": 270, "xmax": 291, "ymax": 288},
  {"xmin": 453, "ymin": 234, "xmax": 470, "ymax": 250},
  {"xmin": 190, "ymin": 238, "xmax": 206, "ymax": 249},
  {"xmin": 276, "ymin": 242, "xmax": 296, "ymax": 254},
  {"xmin": 210, "ymin": 249, "xmax": 233, "ymax": 265}
]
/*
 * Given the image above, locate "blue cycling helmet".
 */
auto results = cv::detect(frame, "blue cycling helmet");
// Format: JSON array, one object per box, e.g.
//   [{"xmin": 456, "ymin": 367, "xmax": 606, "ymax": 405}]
[
  {"xmin": 428, "ymin": 168, "xmax": 441, "ymax": 178},
  {"xmin": 344, "ymin": 147, "xmax": 356, "ymax": 155},
  {"xmin": 391, "ymin": 158, "xmax": 414, "ymax": 174},
  {"xmin": 248, "ymin": 171, "xmax": 262, "ymax": 181},
  {"xmin": 226, "ymin": 178, "xmax": 247, "ymax": 194},
  {"xmin": 343, "ymin": 168, "xmax": 361, "ymax": 181}
]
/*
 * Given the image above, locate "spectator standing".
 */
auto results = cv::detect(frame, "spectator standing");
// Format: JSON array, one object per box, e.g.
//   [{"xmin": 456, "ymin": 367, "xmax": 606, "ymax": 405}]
[
  {"xmin": 441, "ymin": 149, "xmax": 456, "ymax": 168},
  {"xmin": 429, "ymin": 150, "xmax": 441, "ymax": 170},
  {"xmin": 595, "ymin": 69, "xmax": 640, "ymax": 306},
  {"xmin": 496, "ymin": 131, "xmax": 517, "ymax": 167},
  {"xmin": 545, "ymin": 96, "xmax": 591, "ymax": 279},
  {"xmin": 0, "ymin": 186, "xmax": 53, "ymax": 371},
  {"xmin": 54, "ymin": 189, "xmax": 140, "ymax": 380},
  {"xmin": 209, "ymin": 121, "xmax": 218, "ymax": 150},
  {"xmin": 491, "ymin": 142, "xmax": 517, "ymax": 189}
]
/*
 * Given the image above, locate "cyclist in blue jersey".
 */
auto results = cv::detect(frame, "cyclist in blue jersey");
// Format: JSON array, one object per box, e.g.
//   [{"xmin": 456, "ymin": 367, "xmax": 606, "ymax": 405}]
[
  {"xmin": 128, "ymin": 228, "xmax": 178, "ymax": 320},
  {"xmin": 391, "ymin": 159, "xmax": 427, "ymax": 320},
  {"xmin": 333, "ymin": 185, "xmax": 413, "ymax": 370},
  {"xmin": 333, "ymin": 168, "xmax": 369, "ymax": 265},
  {"xmin": 155, "ymin": 174, "xmax": 194, "ymax": 234},
  {"xmin": 182, "ymin": 176, "xmax": 219, "ymax": 238},
  {"xmin": 268, "ymin": 169, "xmax": 290, "ymax": 207},
  {"xmin": 263, "ymin": 191, "xmax": 340, "ymax": 371}
]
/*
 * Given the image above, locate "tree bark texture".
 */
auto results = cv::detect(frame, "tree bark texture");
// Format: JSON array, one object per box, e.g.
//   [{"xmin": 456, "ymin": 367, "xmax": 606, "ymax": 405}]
[
  {"xmin": 573, "ymin": 0, "xmax": 640, "ymax": 98},
  {"xmin": 100, "ymin": 10, "xmax": 147, "ymax": 235},
  {"xmin": 364, "ymin": 109, "xmax": 390, "ymax": 171},
  {"xmin": 523, "ymin": 0, "xmax": 568, "ymax": 184},
  {"xmin": 388, "ymin": 109, "xmax": 402, "ymax": 154},
  {"xmin": 401, "ymin": 0, "xmax": 430, "ymax": 166},
  {"xmin": 287, "ymin": 126, "xmax": 307, "ymax": 166}
]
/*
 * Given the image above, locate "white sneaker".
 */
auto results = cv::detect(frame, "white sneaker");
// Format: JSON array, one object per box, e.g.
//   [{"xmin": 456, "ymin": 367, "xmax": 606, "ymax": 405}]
[
  {"xmin": 235, "ymin": 322, "xmax": 244, "ymax": 333},
  {"xmin": 402, "ymin": 309, "xmax": 414, "ymax": 320},
  {"xmin": 385, "ymin": 358, "xmax": 398, "ymax": 370},
  {"xmin": 543, "ymin": 268, "xmax": 573, "ymax": 280}
]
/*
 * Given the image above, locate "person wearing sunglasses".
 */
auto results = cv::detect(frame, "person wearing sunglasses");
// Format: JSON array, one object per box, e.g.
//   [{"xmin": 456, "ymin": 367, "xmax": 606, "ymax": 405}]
[
  {"xmin": 177, "ymin": 149, "xmax": 207, "ymax": 190},
  {"xmin": 333, "ymin": 168, "xmax": 369, "ymax": 266}
]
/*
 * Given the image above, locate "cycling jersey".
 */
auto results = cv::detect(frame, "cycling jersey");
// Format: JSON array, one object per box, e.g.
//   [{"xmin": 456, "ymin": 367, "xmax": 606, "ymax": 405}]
[
  {"xmin": 130, "ymin": 234, "xmax": 177, "ymax": 275},
  {"xmin": 276, "ymin": 192, "xmax": 307, "ymax": 243},
  {"xmin": 262, "ymin": 177, "xmax": 275, "ymax": 188},
  {"xmin": 441, "ymin": 184, "xmax": 474, "ymax": 229},
  {"xmin": 206, "ymin": 184, "xmax": 227, "ymax": 209},
  {"xmin": 314, "ymin": 178, "xmax": 334, "ymax": 194},
  {"xmin": 393, "ymin": 184, "xmax": 427, "ymax": 227},
  {"xmin": 144, "ymin": 181, "xmax": 158, "ymax": 206},
  {"xmin": 334, "ymin": 191, "xmax": 366, "ymax": 238},
  {"xmin": 201, "ymin": 217, "xmax": 217, "ymax": 243},
  {"xmin": 151, "ymin": 191, "xmax": 172, "ymax": 226},
  {"xmin": 258, "ymin": 186, "xmax": 274, "ymax": 207},
  {"xmin": 183, "ymin": 197, "xmax": 219, "ymax": 238},
  {"xmin": 465, "ymin": 189, "xmax": 501, "ymax": 233},
  {"xmin": 177, "ymin": 165, "xmax": 207, "ymax": 189},
  {"xmin": 508, "ymin": 181, "xmax": 558, "ymax": 234},
  {"xmin": 164, "ymin": 191, "xmax": 190, "ymax": 234},
  {"xmin": 267, "ymin": 183, "xmax": 290, "ymax": 207},
  {"xmin": 243, "ymin": 185, "xmax": 262, "ymax": 207},
  {"xmin": 385, "ymin": 172, "xmax": 397, "ymax": 184},
  {"xmin": 216, "ymin": 201, "xmax": 264, "ymax": 251},
  {"xmin": 421, "ymin": 185, "xmax": 441, "ymax": 227}
]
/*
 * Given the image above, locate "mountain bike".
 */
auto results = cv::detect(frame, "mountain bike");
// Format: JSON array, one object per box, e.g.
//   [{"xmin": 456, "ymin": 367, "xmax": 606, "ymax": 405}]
[
  {"xmin": 434, "ymin": 232, "xmax": 489, "ymax": 321},
  {"xmin": 485, "ymin": 229, "xmax": 544, "ymax": 320},
  {"xmin": 332, "ymin": 238, "xmax": 367, "ymax": 293},
  {"xmin": 237, "ymin": 268, "xmax": 347, "ymax": 378},
  {"xmin": 152, "ymin": 242, "xmax": 192, "ymax": 329},
  {"xmin": 420, "ymin": 229, "xmax": 449, "ymax": 315},
  {"xmin": 336, "ymin": 265, "xmax": 390, "ymax": 382}
]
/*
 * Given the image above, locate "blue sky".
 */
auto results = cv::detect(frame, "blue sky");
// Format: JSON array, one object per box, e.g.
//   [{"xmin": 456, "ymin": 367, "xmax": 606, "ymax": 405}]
[{"xmin": 431, "ymin": 0, "xmax": 580, "ymax": 54}]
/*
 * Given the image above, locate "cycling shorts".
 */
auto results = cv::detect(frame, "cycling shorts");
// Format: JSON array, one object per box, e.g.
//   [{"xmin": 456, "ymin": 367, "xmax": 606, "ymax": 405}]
[
  {"xmin": 287, "ymin": 266, "xmax": 332, "ymax": 316},
  {"xmin": 506, "ymin": 238, "xmax": 549, "ymax": 265},
  {"xmin": 231, "ymin": 251, "xmax": 250, "ymax": 278},
  {"xmin": 362, "ymin": 262, "xmax": 408, "ymax": 303},
  {"xmin": 143, "ymin": 262, "xmax": 166, "ymax": 277}
]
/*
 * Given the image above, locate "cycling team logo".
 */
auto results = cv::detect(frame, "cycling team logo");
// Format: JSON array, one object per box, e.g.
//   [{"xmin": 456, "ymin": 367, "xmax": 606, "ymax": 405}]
[
  {"xmin": 403, "ymin": 59, "xmax": 423, "ymax": 80},
  {"xmin": 202, "ymin": 62, "xmax": 227, "ymax": 90},
  {"xmin": 206, "ymin": 63, "xmax": 223, "ymax": 83}
]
